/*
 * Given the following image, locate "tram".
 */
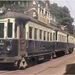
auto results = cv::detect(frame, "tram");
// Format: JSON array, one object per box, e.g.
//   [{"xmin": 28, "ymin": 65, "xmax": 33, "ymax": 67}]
[{"xmin": 0, "ymin": 10, "xmax": 74, "ymax": 69}]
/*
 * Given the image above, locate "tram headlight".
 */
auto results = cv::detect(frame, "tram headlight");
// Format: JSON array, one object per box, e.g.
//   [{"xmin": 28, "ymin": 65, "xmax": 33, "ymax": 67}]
[{"xmin": 7, "ymin": 46, "xmax": 12, "ymax": 52}]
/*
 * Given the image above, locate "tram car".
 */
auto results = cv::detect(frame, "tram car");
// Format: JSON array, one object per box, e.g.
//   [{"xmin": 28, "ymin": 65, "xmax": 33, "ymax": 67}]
[
  {"xmin": 53, "ymin": 30, "xmax": 74, "ymax": 57},
  {"xmin": 0, "ymin": 10, "xmax": 74, "ymax": 69}
]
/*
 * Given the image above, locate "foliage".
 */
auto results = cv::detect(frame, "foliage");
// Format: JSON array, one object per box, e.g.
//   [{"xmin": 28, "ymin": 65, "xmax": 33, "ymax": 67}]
[
  {"xmin": 0, "ymin": 1, "xmax": 26, "ymax": 13},
  {"xmin": 50, "ymin": 3, "xmax": 74, "ymax": 34},
  {"xmin": 0, "ymin": 1, "xmax": 74, "ymax": 35}
]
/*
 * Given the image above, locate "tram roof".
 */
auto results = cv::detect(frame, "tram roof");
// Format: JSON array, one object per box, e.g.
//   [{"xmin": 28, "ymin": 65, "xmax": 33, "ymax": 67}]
[
  {"xmin": 0, "ymin": 11, "xmax": 30, "ymax": 20},
  {"xmin": 0, "ymin": 11, "xmax": 59, "ymax": 30},
  {"xmin": 0, "ymin": 11, "xmax": 74, "ymax": 37}
]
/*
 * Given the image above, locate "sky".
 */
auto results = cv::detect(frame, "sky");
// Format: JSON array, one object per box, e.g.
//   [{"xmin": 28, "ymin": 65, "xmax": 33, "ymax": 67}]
[{"xmin": 50, "ymin": 0, "xmax": 75, "ymax": 25}]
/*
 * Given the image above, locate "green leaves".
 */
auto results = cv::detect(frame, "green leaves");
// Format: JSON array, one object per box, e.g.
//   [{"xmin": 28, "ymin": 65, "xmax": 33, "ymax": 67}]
[{"xmin": 50, "ymin": 3, "xmax": 74, "ymax": 34}]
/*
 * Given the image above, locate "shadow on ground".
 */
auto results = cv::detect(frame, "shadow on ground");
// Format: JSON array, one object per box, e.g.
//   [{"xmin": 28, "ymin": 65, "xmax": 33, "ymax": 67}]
[
  {"xmin": 64, "ymin": 63, "xmax": 75, "ymax": 75},
  {"xmin": 0, "ymin": 63, "xmax": 18, "ymax": 71}
]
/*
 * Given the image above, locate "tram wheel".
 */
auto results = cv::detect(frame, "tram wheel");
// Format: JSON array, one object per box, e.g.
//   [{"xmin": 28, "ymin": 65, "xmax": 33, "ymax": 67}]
[
  {"xmin": 17, "ymin": 57, "xmax": 27, "ymax": 69},
  {"xmin": 51, "ymin": 52, "xmax": 56, "ymax": 59},
  {"xmin": 68, "ymin": 49, "xmax": 72, "ymax": 54}
]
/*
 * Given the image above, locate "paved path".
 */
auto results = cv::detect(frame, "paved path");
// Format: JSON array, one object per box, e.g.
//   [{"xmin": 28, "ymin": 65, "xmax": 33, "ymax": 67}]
[{"xmin": 0, "ymin": 51, "xmax": 75, "ymax": 75}]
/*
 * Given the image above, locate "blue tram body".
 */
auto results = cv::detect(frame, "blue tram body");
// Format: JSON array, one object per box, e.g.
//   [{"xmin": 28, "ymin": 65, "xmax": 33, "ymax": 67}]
[
  {"xmin": 0, "ymin": 10, "xmax": 74, "ymax": 68},
  {"xmin": 0, "ymin": 39, "xmax": 19, "ymax": 63}
]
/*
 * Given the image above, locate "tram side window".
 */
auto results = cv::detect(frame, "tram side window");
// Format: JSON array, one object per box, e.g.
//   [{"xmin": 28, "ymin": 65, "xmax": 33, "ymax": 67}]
[
  {"xmin": 60, "ymin": 35, "xmax": 62, "ymax": 42},
  {"xmin": 47, "ymin": 32, "xmax": 49, "ymax": 41},
  {"xmin": 53, "ymin": 33, "xmax": 56, "ymax": 40},
  {"xmin": 62, "ymin": 35, "xmax": 65, "ymax": 42},
  {"xmin": 7, "ymin": 23, "xmax": 12, "ymax": 38},
  {"xmin": 58, "ymin": 34, "xmax": 61, "ymax": 41},
  {"xmin": 40, "ymin": 30, "xmax": 42, "ymax": 40},
  {"xmin": 15, "ymin": 23, "xmax": 17, "ymax": 38},
  {"xmin": 29, "ymin": 27, "xmax": 33, "ymax": 39},
  {"xmin": 0, "ymin": 23, "xmax": 4, "ymax": 38},
  {"xmin": 64, "ymin": 36, "xmax": 67, "ymax": 42},
  {"xmin": 34, "ymin": 28, "xmax": 37, "ymax": 39},
  {"xmin": 44, "ymin": 31, "xmax": 46, "ymax": 40},
  {"xmin": 50, "ymin": 33, "xmax": 52, "ymax": 41}
]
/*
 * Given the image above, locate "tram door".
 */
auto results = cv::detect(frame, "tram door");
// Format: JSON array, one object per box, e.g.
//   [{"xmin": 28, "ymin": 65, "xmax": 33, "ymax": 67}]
[{"xmin": 19, "ymin": 23, "xmax": 25, "ymax": 56}]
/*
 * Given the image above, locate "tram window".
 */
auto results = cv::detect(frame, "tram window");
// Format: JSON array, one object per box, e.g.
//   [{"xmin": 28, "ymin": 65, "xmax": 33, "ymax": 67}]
[
  {"xmin": 50, "ymin": 33, "xmax": 52, "ymax": 41},
  {"xmin": 60, "ymin": 35, "xmax": 62, "ymax": 41},
  {"xmin": 53, "ymin": 33, "xmax": 56, "ymax": 40},
  {"xmin": 61, "ymin": 35, "xmax": 63, "ymax": 41},
  {"xmin": 47, "ymin": 32, "xmax": 49, "ymax": 41},
  {"xmin": 0, "ymin": 23, "xmax": 4, "ymax": 38},
  {"xmin": 42, "ymin": 8, "xmax": 43, "ymax": 14},
  {"xmin": 62, "ymin": 35, "xmax": 63, "ymax": 42},
  {"xmin": 15, "ymin": 23, "xmax": 17, "ymax": 38},
  {"xmin": 29, "ymin": 27, "xmax": 33, "ymax": 39},
  {"xmin": 64, "ymin": 36, "xmax": 66, "ymax": 42},
  {"xmin": 7, "ymin": 23, "xmax": 12, "ymax": 38},
  {"xmin": 34, "ymin": 28, "xmax": 37, "ymax": 39},
  {"xmin": 39, "ymin": 7, "xmax": 41, "ymax": 13},
  {"xmin": 44, "ymin": 31, "xmax": 46, "ymax": 40},
  {"xmin": 58, "ymin": 34, "xmax": 61, "ymax": 41},
  {"xmin": 40, "ymin": 30, "xmax": 42, "ymax": 40},
  {"xmin": 45, "ymin": 11, "xmax": 47, "ymax": 16}
]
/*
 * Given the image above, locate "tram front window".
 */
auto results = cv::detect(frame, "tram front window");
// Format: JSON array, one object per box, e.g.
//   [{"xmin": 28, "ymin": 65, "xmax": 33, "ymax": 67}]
[
  {"xmin": 0, "ymin": 23, "xmax": 4, "ymax": 38},
  {"xmin": 0, "ymin": 21, "xmax": 17, "ymax": 38},
  {"xmin": 7, "ymin": 22, "xmax": 18, "ymax": 38},
  {"xmin": 7, "ymin": 23, "xmax": 12, "ymax": 38}
]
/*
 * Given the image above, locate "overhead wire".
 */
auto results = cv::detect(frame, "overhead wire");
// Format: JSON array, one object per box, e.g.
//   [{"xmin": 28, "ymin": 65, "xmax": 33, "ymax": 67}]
[{"xmin": 66, "ymin": 0, "xmax": 75, "ymax": 23}]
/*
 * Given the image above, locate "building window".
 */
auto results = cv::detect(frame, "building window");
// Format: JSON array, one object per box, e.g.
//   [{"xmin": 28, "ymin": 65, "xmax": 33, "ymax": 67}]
[
  {"xmin": 40, "ymin": 30, "xmax": 42, "ymax": 39},
  {"xmin": 29, "ymin": 27, "xmax": 33, "ymax": 39},
  {"xmin": 33, "ymin": 12, "xmax": 36, "ymax": 17},
  {"xmin": 7, "ymin": 23, "xmax": 12, "ymax": 38},
  {"xmin": 26, "ymin": 1, "xmax": 29, "ymax": 7},
  {"xmin": 34, "ymin": 28, "xmax": 37, "ymax": 39},
  {"xmin": 18, "ymin": 1, "xmax": 20, "ymax": 5},
  {"xmin": 33, "ymin": 0, "xmax": 36, "ymax": 5}
]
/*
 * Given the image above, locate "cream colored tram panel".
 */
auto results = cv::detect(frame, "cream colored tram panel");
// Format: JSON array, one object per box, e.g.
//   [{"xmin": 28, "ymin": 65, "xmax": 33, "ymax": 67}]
[
  {"xmin": 57, "ymin": 31, "xmax": 67, "ymax": 42},
  {"xmin": 25, "ymin": 21, "xmax": 55, "ymax": 41},
  {"xmin": 68, "ymin": 36, "xmax": 74, "ymax": 43}
]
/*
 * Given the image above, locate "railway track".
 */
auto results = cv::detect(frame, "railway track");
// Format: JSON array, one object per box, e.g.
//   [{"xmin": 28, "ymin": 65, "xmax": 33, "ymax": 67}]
[
  {"xmin": 34, "ymin": 53, "xmax": 75, "ymax": 75},
  {"xmin": 0, "ymin": 51, "xmax": 75, "ymax": 75}
]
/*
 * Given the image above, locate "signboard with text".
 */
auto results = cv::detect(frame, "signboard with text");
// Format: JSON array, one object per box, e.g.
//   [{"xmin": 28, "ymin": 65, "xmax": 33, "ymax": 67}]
[{"xmin": 38, "ymin": 14, "xmax": 49, "ymax": 25}]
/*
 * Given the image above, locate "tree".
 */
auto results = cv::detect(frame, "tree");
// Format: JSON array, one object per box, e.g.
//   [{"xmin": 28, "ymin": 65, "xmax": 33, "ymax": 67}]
[{"xmin": 50, "ymin": 3, "xmax": 74, "ymax": 34}]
